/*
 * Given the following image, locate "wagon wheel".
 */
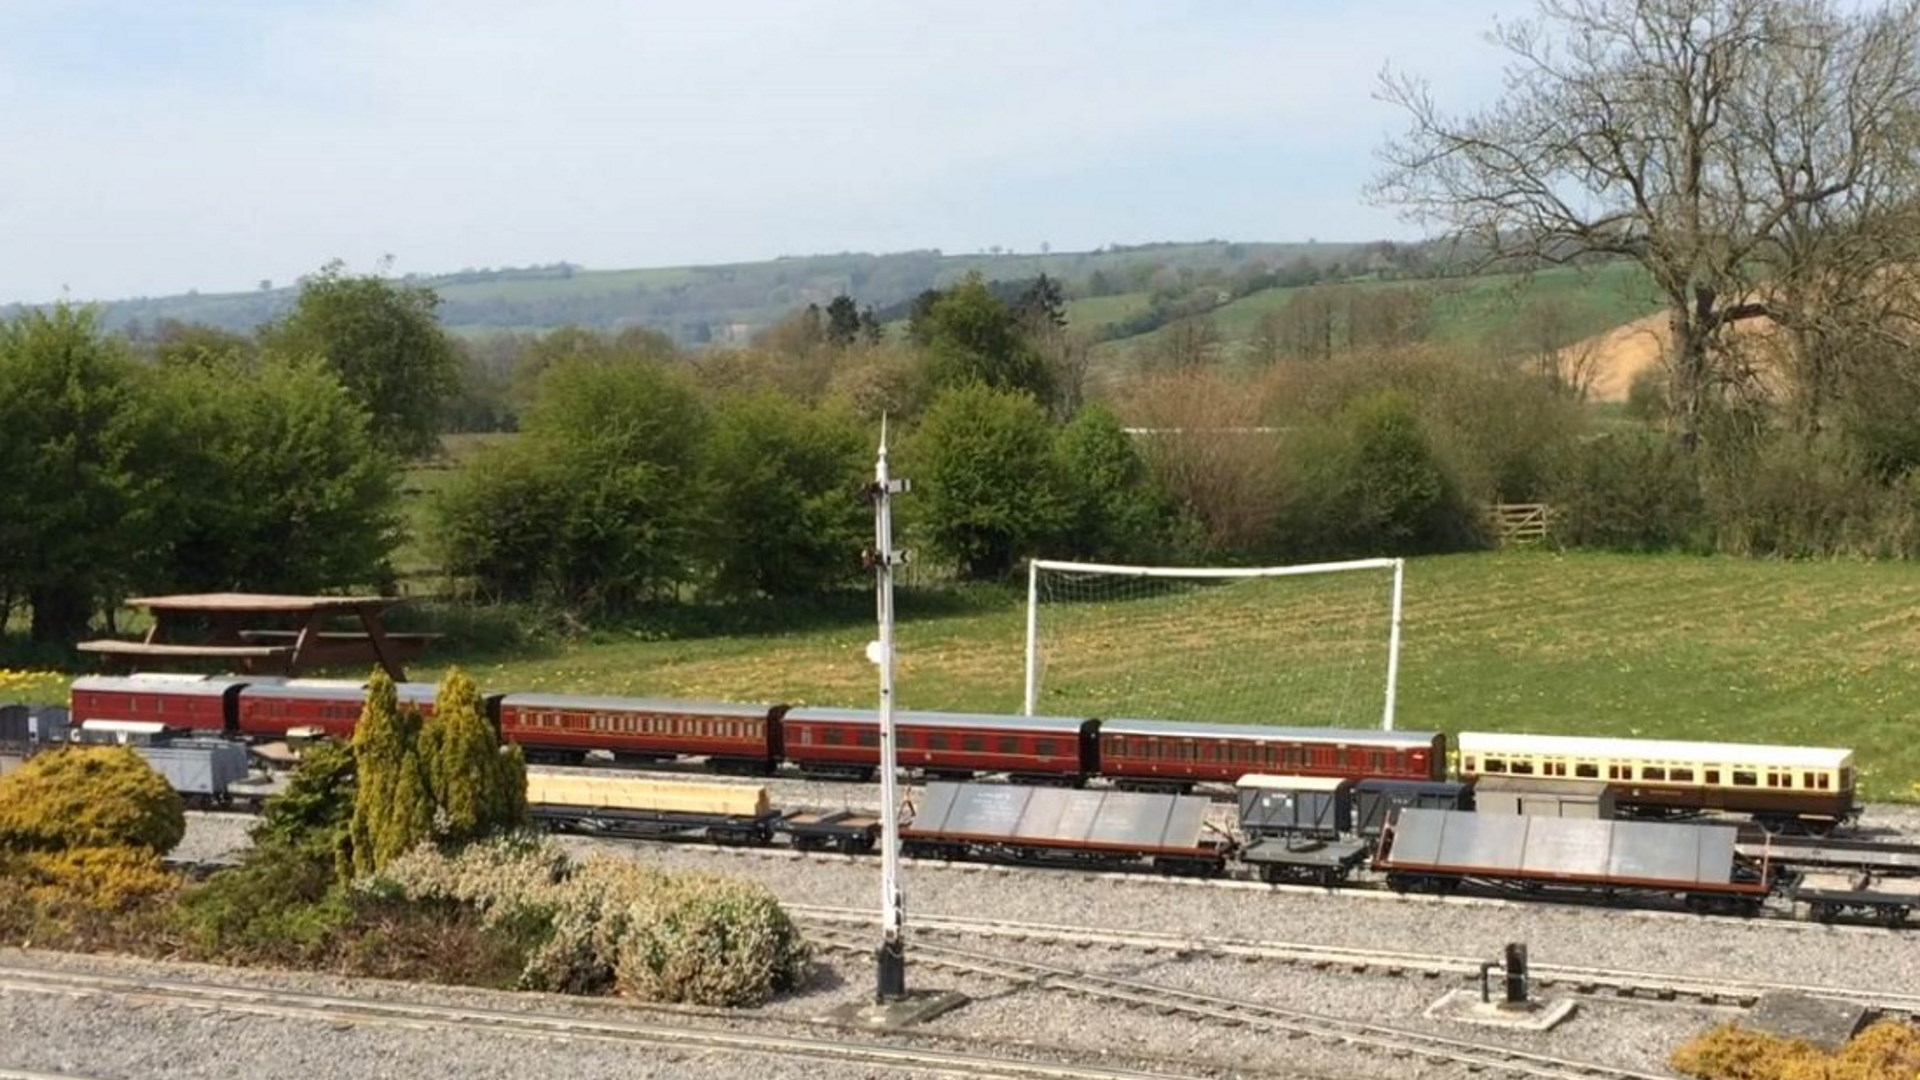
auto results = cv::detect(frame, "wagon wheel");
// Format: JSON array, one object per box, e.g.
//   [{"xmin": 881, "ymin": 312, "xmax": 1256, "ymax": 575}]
[{"xmin": 1800, "ymin": 819, "xmax": 1837, "ymax": 840}]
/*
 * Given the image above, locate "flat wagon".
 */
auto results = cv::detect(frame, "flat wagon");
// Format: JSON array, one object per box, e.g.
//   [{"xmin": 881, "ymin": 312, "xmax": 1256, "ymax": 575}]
[{"xmin": 1376, "ymin": 808, "xmax": 1777, "ymax": 915}]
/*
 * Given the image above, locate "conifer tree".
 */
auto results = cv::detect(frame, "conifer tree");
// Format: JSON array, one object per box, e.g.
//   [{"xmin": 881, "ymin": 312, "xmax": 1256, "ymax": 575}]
[
  {"xmin": 347, "ymin": 669, "xmax": 433, "ymax": 876},
  {"xmin": 426, "ymin": 667, "xmax": 526, "ymax": 842}
]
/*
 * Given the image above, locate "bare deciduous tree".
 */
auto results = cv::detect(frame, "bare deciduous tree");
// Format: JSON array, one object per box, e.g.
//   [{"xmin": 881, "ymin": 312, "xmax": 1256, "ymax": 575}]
[{"xmin": 1372, "ymin": 0, "xmax": 1920, "ymax": 448}]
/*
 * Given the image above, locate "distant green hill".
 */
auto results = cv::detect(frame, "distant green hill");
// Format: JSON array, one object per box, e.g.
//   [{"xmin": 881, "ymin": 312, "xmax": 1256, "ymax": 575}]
[{"xmin": 34, "ymin": 241, "xmax": 1376, "ymax": 346}]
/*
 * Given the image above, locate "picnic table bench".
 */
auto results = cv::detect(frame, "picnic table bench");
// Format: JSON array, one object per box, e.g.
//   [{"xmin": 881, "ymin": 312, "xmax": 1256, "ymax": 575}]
[{"xmin": 77, "ymin": 592, "xmax": 428, "ymax": 681}]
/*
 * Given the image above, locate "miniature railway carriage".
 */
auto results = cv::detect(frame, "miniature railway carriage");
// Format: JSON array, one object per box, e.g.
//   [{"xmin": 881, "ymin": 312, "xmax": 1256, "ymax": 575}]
[
  {"xmin": 236, "ymin": 679, "xmax": 445, "ymax": 742},
  {"xmin": 69, "ymin": 674, "xmax": 248, "ymax": 736},
  {"xmin": 1456, "ymin": 732, "xmax": 1858, "ymax": 833},
  {"xmin": 1093, "ymin": 719, "xmax": 1446, "ymax": 792},
  {"xmin": 497, "ymin": 694, "xmax": 782, "ymax": 772},
  {"xmin": 779, "ymin": 708, "xmax": 1095, "ymax": 782}
]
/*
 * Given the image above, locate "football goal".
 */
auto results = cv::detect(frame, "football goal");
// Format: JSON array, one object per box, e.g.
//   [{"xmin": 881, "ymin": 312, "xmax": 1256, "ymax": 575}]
[{"xmin": 1021, "ymin": 557, "xmax": 1405, "ymax": 730}]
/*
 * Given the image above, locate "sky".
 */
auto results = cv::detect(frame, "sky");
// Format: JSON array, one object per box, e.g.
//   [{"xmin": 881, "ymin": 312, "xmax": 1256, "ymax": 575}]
[{"xmin": 0, "ymin": 0, "xmax": 1538, "ymax": 304}]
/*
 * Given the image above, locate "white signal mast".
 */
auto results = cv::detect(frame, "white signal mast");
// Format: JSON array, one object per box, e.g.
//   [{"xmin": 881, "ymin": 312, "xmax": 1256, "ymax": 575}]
[{"xmin": 865, "ymin": 417, "xmax": 910, "ymax": 1002}]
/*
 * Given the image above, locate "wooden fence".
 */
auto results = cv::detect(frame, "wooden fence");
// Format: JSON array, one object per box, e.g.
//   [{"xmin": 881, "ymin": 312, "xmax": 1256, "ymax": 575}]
[{"xmin": 1489, "ymin": 503, "xmax": 1552, "ymax": 546}]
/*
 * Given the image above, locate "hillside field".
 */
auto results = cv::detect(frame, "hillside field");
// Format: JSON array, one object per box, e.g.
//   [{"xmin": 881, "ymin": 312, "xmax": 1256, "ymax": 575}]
[{"xmin": 390, "ymin": 550, "xmax": 1919, "ymax": 799}]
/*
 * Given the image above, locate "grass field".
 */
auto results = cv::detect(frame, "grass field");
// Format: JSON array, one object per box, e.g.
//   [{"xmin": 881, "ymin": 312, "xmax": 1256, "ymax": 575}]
[
  {"xmin": 397, "ymin": 550, "xmax": 1920, "ymax": 800},
  {"xmin": 14, "ymin": 550, "xmax": 1917, "ymax": 799},
  {"xmin": 1091, "ymin": 262, "xmax": 1665, "ymax": 365}
]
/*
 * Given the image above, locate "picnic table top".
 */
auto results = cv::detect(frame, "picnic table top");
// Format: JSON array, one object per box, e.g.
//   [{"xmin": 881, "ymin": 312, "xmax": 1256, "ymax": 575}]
[{"xmin": 125, "ymin": 593, "xmax": 402, "ymax": 614}]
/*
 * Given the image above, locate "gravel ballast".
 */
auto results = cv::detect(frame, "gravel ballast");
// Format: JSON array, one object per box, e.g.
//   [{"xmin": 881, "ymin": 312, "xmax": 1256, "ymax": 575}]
[{"xmin": 119, "ymin": 798, "xmax": 1918, "ymax": 1080}]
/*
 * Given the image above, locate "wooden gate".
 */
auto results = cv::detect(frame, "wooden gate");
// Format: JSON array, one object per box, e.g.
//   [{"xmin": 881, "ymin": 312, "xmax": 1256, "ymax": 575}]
[{"xmin": 1490, "ymin": 503, "xmax": 1551, "ymax": 545}]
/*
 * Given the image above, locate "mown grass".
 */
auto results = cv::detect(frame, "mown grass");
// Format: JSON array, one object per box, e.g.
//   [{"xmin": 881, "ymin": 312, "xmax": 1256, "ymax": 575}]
[
  {"xmin": 399, "ymin": 550, "xmax": 1920, "ymax": 799},
  {"xmin": 13, "ymin": 550, "xmax": 1918, "ymax": 799}
]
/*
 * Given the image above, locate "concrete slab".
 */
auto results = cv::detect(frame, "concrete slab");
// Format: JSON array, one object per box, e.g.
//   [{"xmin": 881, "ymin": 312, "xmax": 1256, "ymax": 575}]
[
  {"xmin": 1746, "ymin": 991, "xmax": 1870, "ymax": 1052},
  {"xmin": 1425, "ymin": 989, "xmax": 1577, "ymax": 1032},
  {"xmin": 820, "ymin": 990, "xmax": 969, "ymax": 1030}
]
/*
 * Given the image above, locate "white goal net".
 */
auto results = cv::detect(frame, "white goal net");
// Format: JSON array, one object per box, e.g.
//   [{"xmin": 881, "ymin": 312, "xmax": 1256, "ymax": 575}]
[{"xmin": 1022, "ymin": 558, "xmax": 1405, "ymax": 730}]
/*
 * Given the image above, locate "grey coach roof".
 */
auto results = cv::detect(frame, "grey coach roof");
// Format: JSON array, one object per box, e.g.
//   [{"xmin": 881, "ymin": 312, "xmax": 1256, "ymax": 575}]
[
  {"xmin": 499, "ymin": 693, "xmax": 775, "ymax": 717},
  {"xmin": 71, "ymin": 675, "xmax": 249, "ymax": 698},
  {"xmin": 784, "ymin": 707, "xmax": 1089, "ymax": 734},
  {"xmin": 1099, "ymin": 717, "xmax": 1438, "ymax": 749}
]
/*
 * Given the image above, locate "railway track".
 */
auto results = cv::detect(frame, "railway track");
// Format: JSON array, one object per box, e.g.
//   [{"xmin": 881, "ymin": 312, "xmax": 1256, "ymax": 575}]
[
  {"xmin": 0, "ymin": 963, "xmax": 1203, "ymax": 1080},
  {"xmin": 802, "ymin": 923, "xmax": 1668, "ymax": 1080},
  {"xmin": 790, "ymin": 905, "xmax": 1920, "ymax": 1020}
]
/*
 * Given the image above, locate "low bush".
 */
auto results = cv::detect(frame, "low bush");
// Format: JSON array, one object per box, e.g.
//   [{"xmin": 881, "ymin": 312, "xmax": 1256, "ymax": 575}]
[
  {"xmin": 172, "ymin": 840, "xmax": 353, "ymax": 964},
  {"xmin": 374, "ymin": 837, "xmax": 810, "ymax": 1006},
  {"xmin": 1672, "ymin": 1020, "xmax": 1920, "ymax": 1080},
  {"xmin": 0, "ymin": 745, "xmax": 185, "ymax": 855}
]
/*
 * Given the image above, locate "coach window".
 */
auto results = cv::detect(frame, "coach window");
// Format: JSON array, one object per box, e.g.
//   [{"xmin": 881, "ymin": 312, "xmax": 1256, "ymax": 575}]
[
  {"xmin": 929, "ymin": 734, "xmax": 949, "ymax": 751},
  {"xmin": 1732, "ymin": 770, "xmax": 1758, "ymax": 786},
  {"xmin": 1369, "ymin": 751, "xmax": 1385, "ymax": 771},
  {"xmin": 823, "ymin": 729, "xmax": 842, "ymax": 746},
  {"xmin": 1642, "ymin": 766, "xmax": 1665, "ymax": 781},
  {"xmin": 1484, "ymin": 758, "xmax": 1506, "ymax": 774},
  {"xmin": 1510, "ymin": 760, "xmax": 1534, "ymax": 775},
  {"xmin": 998, "ymin": 736, "xmax": 1019, "ymax": 754},
  {"xmin": 1670, "ymin": 768, "xmax": 1694, "ymax": 782},
  {"xmin": 1608, "ymin": 764, "xmax": 1629, "ymax": 780},
  {"xmin": 857, "ymin": 730, "xmax": 878, "ymax": 747},
  {"xmin": 963, "ymin": 736, "xmax": 985, "ymax": 753},
  {"xmin": 1705, "ymin": 769, "xmax": 1721, "ymax": 784}
]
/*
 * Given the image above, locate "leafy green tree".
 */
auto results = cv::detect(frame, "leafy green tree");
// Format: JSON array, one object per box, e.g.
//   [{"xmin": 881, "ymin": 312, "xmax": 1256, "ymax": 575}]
[
  {"xmin": 434, "ymin": 351, "xmax": 711, "ymax": 612},
  {"xmin": 423, "ymin": 668, "xmax": 527, "ymax": 844},
  {"xmin": 704, "ymin": 392, "xmax": 868, "ymax": 598},
  {"xmin": 1279, "ymin": 390, "xmax": 1478, "ymax": 557},
  {"xmin": 137, "ymin": 319, "xmax": 258, "ymax": 369},
  {"xmin": 0, "ymin": 305, "xmax": 148, "ymax": 642},
  {"xmin": 347, "ymin": 671, "xmax": 434, "ymax": 877},
  {"xmin": 916, "ymin": 273, "xmax": 1054, "ymax": 406},
  {"xmin": 140, "ymin": 354, "xmax": 400, "ymax": 593},
  {"xmin": 261, "ymin": 260, "xmax": 461, "ymax": 458},
  {"xmin": 909, "ymin": 383, "xmax": 1068, "ymax": 579},
  {"xmin": 1053, "ymin": 405, "xmax": 1167, "ymax": 562}
]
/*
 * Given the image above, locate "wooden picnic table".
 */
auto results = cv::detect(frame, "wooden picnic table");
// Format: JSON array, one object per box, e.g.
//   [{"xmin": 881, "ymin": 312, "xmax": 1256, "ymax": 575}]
[{"xmin": 78, "ymin": 592, "xmax": 433, "ymax": 681}]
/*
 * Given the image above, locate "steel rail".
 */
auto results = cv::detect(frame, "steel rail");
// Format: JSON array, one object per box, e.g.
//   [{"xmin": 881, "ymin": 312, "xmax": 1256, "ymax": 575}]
[
  {"xmin": 790, "ymin": 904, "xmax": 1920, "ymax": 1019},
  {"xmin": 804, "ymin": 924, "xmax": 1667, "ymax": 1080},
  {"xmin": 0, "ymin": 964, "xmax": 1202, "ymax": 1080}
]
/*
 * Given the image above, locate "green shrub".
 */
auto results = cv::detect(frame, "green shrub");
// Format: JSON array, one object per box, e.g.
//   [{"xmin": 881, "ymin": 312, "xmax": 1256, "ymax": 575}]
[
  {"xmin": 0, "ymin": 745, "xmax": 185, "ymax": 855},
  {"xmin": 373, "ymin": 838, "xmax": 810, "ymax": 1006},
  {"xmin": 1274, "ymin": 389, "xmax": 1483, "ymax": 557},
  {"xmin": 613, "ymin": 875, "xmax": 811, "ymax": 1006},
  {"xmin": 172, "ymin": 840, "xmax": 353, "ymax": 963},
  {"xmin": 1545, "ymin": 428, "xmax": 1705, "ymax": 551}
]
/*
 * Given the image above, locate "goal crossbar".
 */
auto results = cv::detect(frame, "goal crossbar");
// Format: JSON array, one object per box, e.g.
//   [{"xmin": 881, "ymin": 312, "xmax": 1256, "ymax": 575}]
[{"xmin": 1022, "ymin": 557, "xmax": 1406, "ymax": 729}]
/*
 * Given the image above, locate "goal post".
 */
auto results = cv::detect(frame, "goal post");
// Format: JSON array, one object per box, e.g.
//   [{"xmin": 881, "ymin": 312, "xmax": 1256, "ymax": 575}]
[{"xmin": 1021, "ymin": 557, "xmax": 1406, "ymax": 730}]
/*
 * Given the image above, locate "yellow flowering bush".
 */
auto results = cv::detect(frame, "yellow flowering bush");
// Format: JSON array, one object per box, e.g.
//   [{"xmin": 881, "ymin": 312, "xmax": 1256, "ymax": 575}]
[
  {"xmin": 1672, "ymin": 1020, "xmax": 1920, "ymax": 1080},
  {"xmin": 0, "ymin": 669, "xmax": 69, "ymax": 703}
]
